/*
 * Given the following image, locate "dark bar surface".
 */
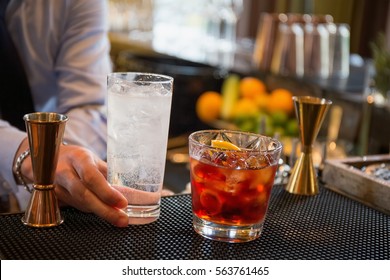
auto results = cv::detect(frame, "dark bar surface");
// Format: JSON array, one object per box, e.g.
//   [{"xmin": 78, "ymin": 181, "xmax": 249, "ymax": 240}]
[{"xmin": 0, "ymin": 185, "xmax": 388, "ymax": 260}]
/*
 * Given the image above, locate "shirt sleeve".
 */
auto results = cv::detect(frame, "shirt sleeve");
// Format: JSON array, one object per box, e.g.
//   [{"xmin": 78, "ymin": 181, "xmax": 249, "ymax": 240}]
[
  {"xmin": 54, "ymin": 0, "xmax": 112, "ymax": 159},
  {"xmin": 0, "ymin": 121, "xmax": 27, "ymax": 195},
  {"xmin": 0, "ymin": 0, "xmax": 112, "ymax": 196}
]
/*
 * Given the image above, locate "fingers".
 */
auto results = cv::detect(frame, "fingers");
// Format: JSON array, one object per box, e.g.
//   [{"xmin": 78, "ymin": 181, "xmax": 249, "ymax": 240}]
[
  {"xmin": 54, "ymin": 145, "xmax": 129, "ymax": 227},
  {"xmin": 60, "ymin": 146, "xmax": 127, "ymax": 208},
  {"xmin": 56, "ymin": 184, "xmax": 129, "ymax": 227},
  {"xmin": 75, "ymin": 159, "xmax": 126, "ymax": 209}
]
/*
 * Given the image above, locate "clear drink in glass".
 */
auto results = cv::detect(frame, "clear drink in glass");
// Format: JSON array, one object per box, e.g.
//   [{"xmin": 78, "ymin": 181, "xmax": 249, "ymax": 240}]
[{"xmin": 107, "ymin": 72, "xmax": 173, "ymax": 224}]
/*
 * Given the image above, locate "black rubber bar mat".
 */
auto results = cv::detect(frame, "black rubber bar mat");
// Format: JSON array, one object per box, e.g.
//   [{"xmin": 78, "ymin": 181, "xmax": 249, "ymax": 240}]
[{"xmin": 0, "ymin": 185, "xmax": 389, "ymax": 260}]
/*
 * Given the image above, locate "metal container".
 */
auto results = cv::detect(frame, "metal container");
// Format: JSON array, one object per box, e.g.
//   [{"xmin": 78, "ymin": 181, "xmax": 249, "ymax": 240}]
[
  {"xmin": 304, "ymin": 22, "xmax": 330, "ymax": 80},
  {"xmin": 328, "ymin": 23, "xmax": 350, "ymax": 79},
  {"xmin": 252, "ymin": 13, "xmax": 288, "ymax": 72},
  {"xmin": 270, "ymin": 20, "xmax": 304, "ymax": 77}
]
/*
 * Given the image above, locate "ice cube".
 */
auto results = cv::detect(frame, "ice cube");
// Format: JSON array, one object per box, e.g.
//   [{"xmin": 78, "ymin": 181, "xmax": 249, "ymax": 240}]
[
  {"xmin": 210, "ymin": 151, "xmax": 228, "ymax": 166},
  {"xmin": 246, "ymin": 154, "xmax": 271, "ymax": 169},
  {"xmin": 199, "ymin": 147, "xmax": 212, "ymax": 162},
  {"xmin": 225, "ymin": 170, "xmax": 249, "ymax": 194}
]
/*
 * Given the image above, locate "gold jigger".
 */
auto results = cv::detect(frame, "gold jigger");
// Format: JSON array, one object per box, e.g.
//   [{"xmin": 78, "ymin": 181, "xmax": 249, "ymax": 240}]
[
  {"xmin": 22, "ymin": 112, "xmax": 68, "ymax": 227},
  {"xmin": 285, "ymin": 96, "xmax": 332, "ymax": 195}
]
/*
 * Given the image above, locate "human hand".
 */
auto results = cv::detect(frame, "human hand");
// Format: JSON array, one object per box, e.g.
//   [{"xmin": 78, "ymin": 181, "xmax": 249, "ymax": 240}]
[
  {"xmin": 17, "ymin": 140, "xmax": 129, "ymax": 227},
  {"xmin": 54, "ymin": 145, "xmax": 129, "ymax": 227}
]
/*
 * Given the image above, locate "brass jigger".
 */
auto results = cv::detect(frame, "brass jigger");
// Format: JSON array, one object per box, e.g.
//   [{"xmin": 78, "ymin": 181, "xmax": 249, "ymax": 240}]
[
  {"xmin": 22, "ymin": 112, "xmax": 68, "ymax": 227},
  {"xmin": 285, "ymin": 96, "xmax": 332, "ymax": 195}
]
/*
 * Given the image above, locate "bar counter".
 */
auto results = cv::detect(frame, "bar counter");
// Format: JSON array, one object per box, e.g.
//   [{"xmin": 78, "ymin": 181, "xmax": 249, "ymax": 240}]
[{"xmin": 0, "ymin": 185, "xmax": 388, "ymax": 260}]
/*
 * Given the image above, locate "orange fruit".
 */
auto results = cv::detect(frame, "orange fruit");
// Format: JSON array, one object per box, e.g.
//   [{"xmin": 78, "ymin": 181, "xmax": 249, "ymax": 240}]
[
  {"xmin": 254, "ymin": 92, "xmax": 270, "ymax": 110},
  {"xmin": 239, "ymin": 77, "xmax": 267, "ymax": 99},
  {"xmin": 195, "ymin": 91, "xmax": 222, "ymax": 122},
  {"xmin": 267, "ymin": 88, "xmax": 294, "ymax": 114},
  {"xmin": 231, "ymin": 98, "xmax": 258, "ymax": 118}
]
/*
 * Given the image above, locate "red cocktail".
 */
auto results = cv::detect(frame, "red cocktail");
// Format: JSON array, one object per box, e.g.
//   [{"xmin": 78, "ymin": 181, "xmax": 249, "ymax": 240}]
[{"xmin": 189, "ymin": 130, "xmax": 282, "ymax": 242}]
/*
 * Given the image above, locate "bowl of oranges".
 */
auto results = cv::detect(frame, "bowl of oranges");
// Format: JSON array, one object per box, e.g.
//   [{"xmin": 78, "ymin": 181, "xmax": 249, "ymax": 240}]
[{"xmin": 195, "ymin": 74, "xmax": 299, "ymax": 139}]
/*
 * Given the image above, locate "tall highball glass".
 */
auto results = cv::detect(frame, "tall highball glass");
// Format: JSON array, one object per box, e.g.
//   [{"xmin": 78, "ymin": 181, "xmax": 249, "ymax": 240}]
[{"xmin": 107, "ymin": 72, "xmax": 173, "ymax": 224}]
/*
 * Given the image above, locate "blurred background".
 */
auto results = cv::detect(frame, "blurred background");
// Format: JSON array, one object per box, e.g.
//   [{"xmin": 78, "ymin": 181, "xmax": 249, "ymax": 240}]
[
  {"xmin": 109, "ymin": 0, "xmax": 390, "ymax": 57},
  {"xmin": 107, "ymin": 0, "xmax": 390, "ymax": 193}
]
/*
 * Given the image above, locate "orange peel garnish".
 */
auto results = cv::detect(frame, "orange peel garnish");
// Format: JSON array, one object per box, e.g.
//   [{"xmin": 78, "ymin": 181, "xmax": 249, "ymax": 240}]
[{"xmin": 211, "ymin": 140, "xmax": 241, "ymax": 151}]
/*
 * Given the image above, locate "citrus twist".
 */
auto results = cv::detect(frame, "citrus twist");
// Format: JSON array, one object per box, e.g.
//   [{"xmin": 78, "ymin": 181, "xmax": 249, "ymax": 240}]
[{"xmin": 211, "ymin": 140, "xmax": 241, "ymax": 151}]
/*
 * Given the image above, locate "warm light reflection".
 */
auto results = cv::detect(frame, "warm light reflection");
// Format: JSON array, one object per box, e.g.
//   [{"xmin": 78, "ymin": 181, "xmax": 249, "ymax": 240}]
[
  {"xmin": 366, "ymin": 95, "xmax": 375, "ymax": 104},
  {"xmin": 329, "ymin": 141, "xmax": 337, "ymax": 151}
]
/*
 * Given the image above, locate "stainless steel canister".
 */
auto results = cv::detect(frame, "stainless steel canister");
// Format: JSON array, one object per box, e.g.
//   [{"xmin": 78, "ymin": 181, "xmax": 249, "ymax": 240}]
[
  {"xmin": 304, "ymin": 22, "xmax": 330, "ymax": 80},
  {"xmin": 252, "ymin": 13, "xmax": 288, "ymax": 72},
  {"xmin": 328, "ymin": 23, "xmax": 350, "ymax": 79},
  {"xmin": 270, "ymin": 14, "xmax": 304, "ymax": 77}
]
